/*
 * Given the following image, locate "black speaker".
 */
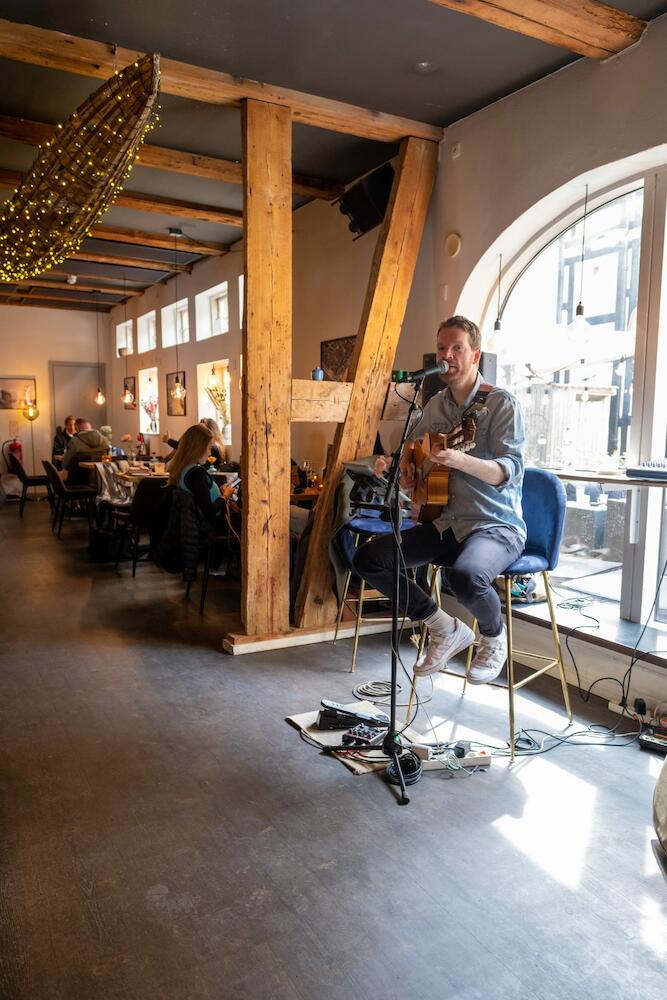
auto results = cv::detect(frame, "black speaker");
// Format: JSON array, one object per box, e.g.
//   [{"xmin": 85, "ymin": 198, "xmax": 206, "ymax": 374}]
[
  {"xmin": 338, "ymin": 163, "xmax": 395, "ymax": 238},
  {"xmin": 421, "ymin": 351, "xmax": 497, "ymax": 406}
]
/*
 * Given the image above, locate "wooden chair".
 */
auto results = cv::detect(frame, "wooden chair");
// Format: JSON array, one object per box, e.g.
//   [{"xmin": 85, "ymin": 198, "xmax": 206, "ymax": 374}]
[
  {"xmin": 8, "ymin": 452, "xmax": 52, "ymax": 518},
  {"xmin": 41, "ymin": 460, "xmax": 96, "ymax": 537},
  {"xmin": 113, "ymin": 477, "xmax": 169, "ymax": 576}
]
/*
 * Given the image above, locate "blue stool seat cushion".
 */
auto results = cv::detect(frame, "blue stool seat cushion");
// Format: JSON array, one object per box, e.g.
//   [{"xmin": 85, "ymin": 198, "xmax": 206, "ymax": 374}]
[
  {"xmin": 504, "ymin": 552, "xmax": 549, "ymax": 576},
  {"xmin": 346, "ymin": 514, "xmax": 417, "ymax": 537}
]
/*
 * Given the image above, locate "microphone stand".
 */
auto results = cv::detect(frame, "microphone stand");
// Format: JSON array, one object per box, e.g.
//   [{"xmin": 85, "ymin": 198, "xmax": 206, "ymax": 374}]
[{"xmin": 349, "ymin": 377, "xmax": 424, "ymax": 805}]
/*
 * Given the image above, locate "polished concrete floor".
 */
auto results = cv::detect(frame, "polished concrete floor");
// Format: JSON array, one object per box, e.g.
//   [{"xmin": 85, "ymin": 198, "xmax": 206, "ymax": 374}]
[{"xmin": 1, "ymin": 501, "xmax": 665, "ymax": 1000}]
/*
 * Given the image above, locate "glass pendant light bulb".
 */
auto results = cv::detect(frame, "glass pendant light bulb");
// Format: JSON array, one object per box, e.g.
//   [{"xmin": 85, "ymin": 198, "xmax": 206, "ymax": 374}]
[
  {"xmin": 22, "ymin": 404, "xmax": 39, "ymax": 421},
  {"xmin": 121, "ymin": 385, "xmax": 134, "ymax": 405},
  {"xmin": 171, "ymin": 377, "xmax": 186, "ymax": 400},
  {"xmin": 94, "ymin": 387, "xmax": 106, "ymax": 405}
]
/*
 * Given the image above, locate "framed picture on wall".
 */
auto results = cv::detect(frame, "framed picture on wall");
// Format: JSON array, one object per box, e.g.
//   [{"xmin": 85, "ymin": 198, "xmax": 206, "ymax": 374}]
[
  {"xmin": 123, "ymin": 376, "xmax": 137, "ymax": 411},
  {"xmin": 320, "ymin": 335, "xmax": 356, "ymax": 381},
  {"xmin": 0, "ymin": 375, "xmax": 36, "ymax": 409},
  {"xmin": 166, "ymin": 371, "xmax": 186, "ymax": 417}
]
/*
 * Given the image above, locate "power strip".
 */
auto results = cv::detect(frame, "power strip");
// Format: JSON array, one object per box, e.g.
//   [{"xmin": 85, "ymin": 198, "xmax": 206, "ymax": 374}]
[{"xmin": 411, "ymin": 744, "xmax": 492, "ymax": 770}]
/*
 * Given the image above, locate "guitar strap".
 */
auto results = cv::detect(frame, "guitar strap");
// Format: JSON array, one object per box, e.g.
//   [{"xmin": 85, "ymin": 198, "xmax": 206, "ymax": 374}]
[{"xmin": 475, "ymin": 382, "xmax": 494, "ymax": 407}]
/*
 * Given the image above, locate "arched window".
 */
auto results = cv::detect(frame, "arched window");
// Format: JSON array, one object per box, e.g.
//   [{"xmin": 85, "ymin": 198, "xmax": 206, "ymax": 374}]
[{"xmin": 494, "ymin": 188, "xmax": 643, "ymax": 472}]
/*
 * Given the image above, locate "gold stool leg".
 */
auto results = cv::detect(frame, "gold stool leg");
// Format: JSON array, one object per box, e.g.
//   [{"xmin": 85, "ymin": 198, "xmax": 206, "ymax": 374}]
[
  {"xmin": 543, "ymin": 570, "xmax": 573, "ymax": 722},
  {"xmin": 505, "ymin": 577, "xmax": 516, "ymax": 763},
  {"xmin": 462, "ymin": 618, "xmax": 478, "ymax": 695},
  {"xmin": 416, "ymin": 564, "xmax": 441, "ymax": 660},
  {"xmin": 405, "ymin": 673, "xmax": 417, "ymax": 725},
  {"xmin": 333, "ymin": 569, "xmax": 352, "ymax": 644},
  {"xmin": 350, "ymin": 578, "xmax": 366, "ymax": 673}
]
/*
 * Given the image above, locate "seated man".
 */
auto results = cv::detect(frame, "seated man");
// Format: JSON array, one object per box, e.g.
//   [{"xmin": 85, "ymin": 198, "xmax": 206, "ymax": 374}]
[
  {"xmin": 60, "ymin": 418, "xmax": 110, "ymax": 483},
  {"xmin": 353, "ymin": 315, "xmax": 526, "ymax": 685},
  {"xmin": 52, "ymin": 415, "xmax": 77, "ymax": 462}
]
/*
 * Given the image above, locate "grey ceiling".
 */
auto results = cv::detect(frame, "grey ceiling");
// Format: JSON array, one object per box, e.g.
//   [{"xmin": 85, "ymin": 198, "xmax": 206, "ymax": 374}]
[{"xmin": 0, "ymin": 0, "xmax": 666, "ymax": 308}]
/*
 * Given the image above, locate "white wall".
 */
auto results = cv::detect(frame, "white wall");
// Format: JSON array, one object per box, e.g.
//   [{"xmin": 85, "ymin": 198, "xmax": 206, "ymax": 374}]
[
  {"xmin": 0, "ymin": 304, "xmax": 102, "ymax": 474},
  {"xmin": 291, "ymin": 199, "xmax": 438, "ymax": 470},
  {"xmin": 434, "ymin": 14, "xmax": 667, "ymax": 331},
  {"xmin": 108, "ymin": 250, "xmax": 244, "ymax": 458}
]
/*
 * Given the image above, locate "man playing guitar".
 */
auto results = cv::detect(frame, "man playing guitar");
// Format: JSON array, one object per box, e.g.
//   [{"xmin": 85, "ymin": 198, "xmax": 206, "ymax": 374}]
[{"xmin": 354, "ymin": 315, "xmax": 526, "ymax": 684}]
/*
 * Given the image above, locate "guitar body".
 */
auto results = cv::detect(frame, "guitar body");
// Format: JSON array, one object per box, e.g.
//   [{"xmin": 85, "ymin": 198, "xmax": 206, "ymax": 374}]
[
  {"xmin": 407, "ymin": 383, "xmax": 493, "ymax": 524},
  {"xmin": 412, "ymin": 434, "xmax": 451, "ymax": 523}
]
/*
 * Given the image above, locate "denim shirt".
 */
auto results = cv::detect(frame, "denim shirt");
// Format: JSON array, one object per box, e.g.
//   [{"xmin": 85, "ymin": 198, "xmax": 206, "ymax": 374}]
[{"xmin": 408, "ymin": 372, "xmax": 526, "ymax": 543}]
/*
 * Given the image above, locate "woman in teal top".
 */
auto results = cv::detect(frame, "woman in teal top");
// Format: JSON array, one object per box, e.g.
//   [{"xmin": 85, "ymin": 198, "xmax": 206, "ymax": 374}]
[{"xmin": 168, "ymin": 424, "xmax": 225, "ymax": 530}]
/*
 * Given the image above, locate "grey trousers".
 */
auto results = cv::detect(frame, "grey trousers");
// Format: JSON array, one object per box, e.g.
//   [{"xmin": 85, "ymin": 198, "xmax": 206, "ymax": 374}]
[{"xmin": 353, "ymin": 522, "xmax": 523, "ymax": 636}]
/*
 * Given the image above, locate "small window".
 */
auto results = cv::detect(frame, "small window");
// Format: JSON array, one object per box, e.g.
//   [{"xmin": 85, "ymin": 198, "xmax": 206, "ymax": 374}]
[
  {"xmin": 161, "ymin": 298, "xmax": 190, "ymax": 348},
  {"xmin": 195, "ymin": 281, "xmax": 228, "ymax": 341},
  {"xmin": 238, "ymin": 274, "xmax": 245, "ymax": 330},
  {"xmin": 116, "ymin": 319, "xmax": 133, "ymax": 357},
  {"xmin": 137, "ymin": 311, "xmax": 157, "ymax": 353},
  {"xmin": 210, "ymin": 289, "xmax": 229, "ymax": 337}
]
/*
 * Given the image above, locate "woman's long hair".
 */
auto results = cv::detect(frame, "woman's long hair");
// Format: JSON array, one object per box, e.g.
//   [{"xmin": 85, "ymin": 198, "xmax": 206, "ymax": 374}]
[
  {"xmin": 200, "ymin": 417, "xmax": 226, "ymax": 458},
  {"xmin": 168, "ymin": 424, "xmax": 213, "ymax": 487}
]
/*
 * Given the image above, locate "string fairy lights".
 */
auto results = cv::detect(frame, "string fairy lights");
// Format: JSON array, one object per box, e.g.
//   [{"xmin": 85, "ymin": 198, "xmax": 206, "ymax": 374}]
[{"xmin": 0, "ymin": 53, "xmax": 160, "ymax": 282}]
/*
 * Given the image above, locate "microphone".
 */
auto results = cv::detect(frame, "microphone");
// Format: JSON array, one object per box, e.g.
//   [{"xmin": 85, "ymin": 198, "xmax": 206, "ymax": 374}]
[{"xmin": 392, "ymin": 359, "xmax": 449, "ymax": 383}]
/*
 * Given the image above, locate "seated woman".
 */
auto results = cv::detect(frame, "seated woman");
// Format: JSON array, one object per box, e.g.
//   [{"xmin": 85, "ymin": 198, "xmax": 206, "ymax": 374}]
[
  {"xmin": 167, "ymin": 423, "xmax": 227, "ymax": 531},
  {"xmin": 162, "ymin": 417, "xmax": 227, "ymax": 469}
]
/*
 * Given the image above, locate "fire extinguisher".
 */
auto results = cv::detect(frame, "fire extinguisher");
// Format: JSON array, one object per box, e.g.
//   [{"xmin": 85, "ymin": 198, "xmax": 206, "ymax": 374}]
[{"xmin": 7, "ymin": 437, "xmax": 23, "ymax": 466}]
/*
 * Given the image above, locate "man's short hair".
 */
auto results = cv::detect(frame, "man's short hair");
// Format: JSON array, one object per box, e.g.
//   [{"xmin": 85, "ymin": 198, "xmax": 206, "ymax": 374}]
[
  {"xmin": 438, "ymin": 315, "xmax": 481, "ymax": 352},
  {"xmin": 75, "ymin": 418, "xmax": 91, "ymax": 432}
]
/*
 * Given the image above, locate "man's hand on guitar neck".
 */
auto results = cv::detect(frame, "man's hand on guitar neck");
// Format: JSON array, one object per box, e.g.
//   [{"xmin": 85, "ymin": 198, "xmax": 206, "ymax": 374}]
[{"xmin": 430, "ymin": 441, "xmax": 507, "ymax": 487}]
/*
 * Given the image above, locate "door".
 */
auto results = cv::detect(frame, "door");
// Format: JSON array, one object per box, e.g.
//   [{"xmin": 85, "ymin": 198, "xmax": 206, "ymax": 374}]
[{"xmin": 50, "ymin": 362, "xmax": 107, "ymax": 436}]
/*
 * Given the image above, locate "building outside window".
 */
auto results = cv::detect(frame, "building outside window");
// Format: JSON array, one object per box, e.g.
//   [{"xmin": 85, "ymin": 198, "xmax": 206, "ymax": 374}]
[{"xmin": 489, "ymin": 188, "xmax": 643, "ymax": 613}]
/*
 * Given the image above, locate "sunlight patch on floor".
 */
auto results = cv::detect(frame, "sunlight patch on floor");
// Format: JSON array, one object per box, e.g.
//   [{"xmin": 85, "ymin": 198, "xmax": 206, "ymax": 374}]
[
  {"xmin": 639, "ymin": 895, "xmax": 667, "ymax": 959},
  {"xmin": 492, "ymin": 756, "xmax": 596, "ymax": 890}
]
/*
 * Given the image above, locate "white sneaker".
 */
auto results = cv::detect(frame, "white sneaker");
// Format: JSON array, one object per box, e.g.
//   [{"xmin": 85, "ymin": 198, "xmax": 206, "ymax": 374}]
[
  {"xmin": 414, "ymin": 619, "xmax": 476, "ymax": 677},
  {"xmin": 468, "ymin": 626, "xmax": 507, "ymax": 685}
]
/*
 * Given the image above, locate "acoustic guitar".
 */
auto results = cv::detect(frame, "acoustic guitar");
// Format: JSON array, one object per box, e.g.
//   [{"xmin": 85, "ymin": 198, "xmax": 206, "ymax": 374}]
[{"xmin": 409, "ymin": 385, "xmax": 492, "ymax": 523}]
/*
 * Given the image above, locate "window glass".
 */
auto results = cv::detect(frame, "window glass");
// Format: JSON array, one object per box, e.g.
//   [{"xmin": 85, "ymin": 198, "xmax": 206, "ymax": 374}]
[
  {"xmin": 496, "ymin": 188, "xmax": 643, "ymax": 473},
  {"xmin": 116, "ymin": 319, "xmax": 133, "ymax": 357}
]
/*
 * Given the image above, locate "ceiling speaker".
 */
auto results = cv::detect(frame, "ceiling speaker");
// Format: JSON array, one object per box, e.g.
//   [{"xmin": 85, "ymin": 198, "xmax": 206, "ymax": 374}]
[{"xmin": 338, "ymin": 163, "xmax": 395, "ymax": 238}]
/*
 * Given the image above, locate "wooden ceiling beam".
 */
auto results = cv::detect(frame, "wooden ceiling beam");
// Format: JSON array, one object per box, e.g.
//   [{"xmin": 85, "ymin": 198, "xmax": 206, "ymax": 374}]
[
  {"xmin": 87, "ymin": 224, "xmax": 228, "ymax": 255},
  {"xmin": 0, "ymin": 18, "xmax": 442, "ymax": 143},
  {"xmin": 427, "ymin": 0, "xmax": 646, "ymax": 59},
  {"xmin": 0, "ymin": 289, "xmax": 116, "ymax": 306},
  {"xmin": 70, "ymin": 250, "xmax": 192, "ymax": 272},
  {"xmin": 0, "ymin": 296, "xmax": 108, "ymax": 312},
  {"xmin": 0, "ymin": 112, "xmax": 343, "ymax": 201},
  {"xmin": 0, "ymin": 167, "xmax": 243, "ymax": 228},
  {"xmin": 13, "ymin": 278, "xmax": 142, "ymax": 296},
  {"xmin": 50, "ymin": 268, "xmax": 148, "ymax": 286}
]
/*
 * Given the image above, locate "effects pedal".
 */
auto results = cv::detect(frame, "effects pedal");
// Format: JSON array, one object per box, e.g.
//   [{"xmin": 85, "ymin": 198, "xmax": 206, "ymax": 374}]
[
  {"xmin": 316, "ymin": 699, "xmax": 390, "ymax": 731},
  {"xmin": 638, "ymin": 725, "xmax": 667, "ymax": 755},
  {"xmin": 341, "ymin": 724, "xmax": 387, "ymax": 748}
]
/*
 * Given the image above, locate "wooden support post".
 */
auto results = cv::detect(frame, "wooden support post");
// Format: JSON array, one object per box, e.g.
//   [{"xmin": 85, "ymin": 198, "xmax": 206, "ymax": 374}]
[
  {"xmin": 241, "ymin": 99, "xmax": 293, "ymax": 635},
  {"xmin": 295, "ymin": 136, "xmax": 438, "ymax": 629}
]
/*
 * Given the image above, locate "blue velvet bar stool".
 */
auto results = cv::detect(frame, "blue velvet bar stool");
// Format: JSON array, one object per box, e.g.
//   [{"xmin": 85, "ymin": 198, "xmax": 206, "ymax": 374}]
[
  {"xmin": 408, "ymin": 468, "xmax": 573, "ymax": 761},
  {"xmin": 333, "ymin": 510, "xmax": 417, "ymax": 672}
]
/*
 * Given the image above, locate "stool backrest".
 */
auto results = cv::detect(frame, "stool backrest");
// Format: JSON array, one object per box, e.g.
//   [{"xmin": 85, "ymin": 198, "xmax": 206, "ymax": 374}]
[{"xmin": 522, "ymin": 468, "xmax": 567, "ymax": 571}]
